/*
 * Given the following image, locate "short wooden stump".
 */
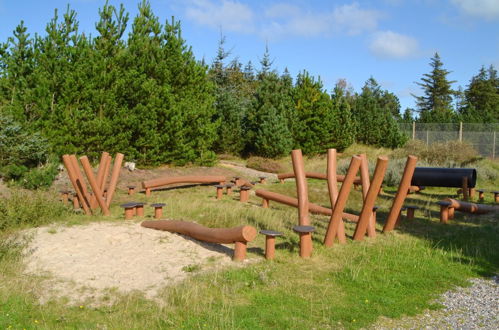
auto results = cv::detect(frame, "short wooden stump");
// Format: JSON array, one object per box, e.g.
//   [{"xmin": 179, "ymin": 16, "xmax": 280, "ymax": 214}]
[
  {"xmin": 259, "ymin": 230, "xmax": 283, "ymax": 260},
  {"xmin": 437, "ymin": 201, "xmax": 453, "ymax": 224},
  {"xmin": 151, "ymin": 203, "xmax": 166, "ymax": 219},
  {"xmin": 293, "ymin": 225, "xmax": 315, "ymax": 259},
  {"xmin": 214, "ymin": 184, "xmax": 224, "ymax": 200},
  {"xmin": 128, "ymin": 185, "xmax": 136, "ymax": 195},
  {"xmin": 239, "ymin": 186, "xmax": 251, "ymax": 202},
  {"xmin": 121, "ymin": 202, "xmax": 137, "ymax": 220}
]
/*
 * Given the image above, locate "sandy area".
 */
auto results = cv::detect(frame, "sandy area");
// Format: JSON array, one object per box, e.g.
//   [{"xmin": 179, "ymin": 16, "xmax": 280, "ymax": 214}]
[{"xmin": 23, "ymin": 221, "xmax": 238, "ymax": 306}]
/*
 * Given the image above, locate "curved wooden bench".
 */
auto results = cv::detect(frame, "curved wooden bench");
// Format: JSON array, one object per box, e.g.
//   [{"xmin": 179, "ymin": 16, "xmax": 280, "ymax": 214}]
[
  {"xmin": 277, "ymin": 172, "xmax": 361, "ymax": 184},
  {"xmin": 142, "ymin": 175, "xmax": 226, "ymax": 196},
  {"xmin": 255, "ymin": 189, "xmax": 358, "ymax": 222},
  {"xmin": 141, "ymin": 220, "xmax": 257, "ymax": 261}
]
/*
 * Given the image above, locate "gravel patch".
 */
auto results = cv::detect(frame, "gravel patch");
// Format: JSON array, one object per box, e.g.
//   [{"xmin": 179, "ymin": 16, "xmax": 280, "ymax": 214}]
[{"xmin": 370, "ymin": 276, "xmax": 499, "ymax": 329}]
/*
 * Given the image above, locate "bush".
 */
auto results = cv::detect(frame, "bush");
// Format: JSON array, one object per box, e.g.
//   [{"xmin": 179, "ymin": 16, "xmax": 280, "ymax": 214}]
[
  {"xmin": 246, "ymin": 157, "xmax": 285, "ymax": 173},
  {"xmin": 396, "ymin": 140, "xmax": 480, "ymax": 166},
  {"xmin": 0, "ymin": 189, "xmax": 70, "ymax": 231}
]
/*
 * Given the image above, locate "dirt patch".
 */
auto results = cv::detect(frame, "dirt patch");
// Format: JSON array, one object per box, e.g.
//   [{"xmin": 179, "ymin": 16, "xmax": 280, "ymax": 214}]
[{"xmin": 23, "ymin": 221, "xmax": 242, "ymax": 306}]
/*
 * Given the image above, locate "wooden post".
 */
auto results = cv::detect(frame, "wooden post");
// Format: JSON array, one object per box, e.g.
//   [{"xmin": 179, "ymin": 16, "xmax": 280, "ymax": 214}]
[
  {"xmin": 106, "ymin": 153, "xmax": 124, "ymax": 208},
  {"xmin": 324, "ymin": 156, "xmax": 361, "ymax": 246},
  {"xmin": 462, "ymin": 176, "xmax": 469, "ymax": 201},
  {"xmin": 353, "ymin": 157, "xmax": 388, "ymax": 241},
  {"xmin": 69, "ymin": 154, "xmax": 94, "ymax": 210},
  {"xmin": 100, "ymin": 153, "xmax": 112, "ymax": 192},
  {"xmin": 62, "ymin": 155, "xmax": 91, "ymax": 215},
  {"xmin": 326, "ymin": 149, "xmax": 346, "ymax": 242},
  {"xmin": 233, "ymin": 241, "xmax": 247, "ymax": 261},
  {"xmin": 79, "ymin": 156, "xmax": 110, "ymax": 216},
  {"xmin": 359, "ymin": 153, "xmax": 376, "ymax": 237},
  {"xmin": 291, "ymin": 149, "xmax": 310, "ymax": 226},
  {"xmin": 412, "ymin": 121, "xmax": 416, "ymax": 140},
  {"xmin": 383, "ymin": 155, "xmax": 418, "ymax": 233},
  {"xmin": 459, "ymin": 121, "xmax": 463, "ymax": 142},
  {"xmin": 95, "ymin": 152, "xmax": 110, "ymax": 190}
]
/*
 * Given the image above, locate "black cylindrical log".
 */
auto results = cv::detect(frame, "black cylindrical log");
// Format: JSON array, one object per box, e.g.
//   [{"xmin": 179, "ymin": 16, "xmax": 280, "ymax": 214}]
[{"xmin": 411, "ymin": 167, "xmax": 477, "ymax": 188}]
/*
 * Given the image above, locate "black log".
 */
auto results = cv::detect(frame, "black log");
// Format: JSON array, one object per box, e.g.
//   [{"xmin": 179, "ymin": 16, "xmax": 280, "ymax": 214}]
[{"xmin": 411, "ymin": 167, "xmax": 477, "ymax": 188}]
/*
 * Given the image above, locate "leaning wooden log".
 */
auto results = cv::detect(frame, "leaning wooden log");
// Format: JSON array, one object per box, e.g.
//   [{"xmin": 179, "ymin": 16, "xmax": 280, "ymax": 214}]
[
  {"xmin": 62, "ymin": 155, "xmax": 92, "ymax": 215},
  {"xmin": 277, "ymin": 172, "xmax": 361, "ymax": 184},
  {"xmin": 326, "ymin": 149, "xmax": 346, "ymax": 242},
  {"xmin": 255, "ymin": 190, "xmax": 359, "ymax": 222},
  {"xmin": 291, "ymin": 149, "xmax": 311, "ymax": 226},
  {"xmin": 141, "ymin": 220, "xmax": 257, "ymax": 261},
  {"xmin": 444, "ymin": 198, "xmax": 499, "ymax": 214},
  {"xmin": 142, "ymin": 175, "xmax": 226, "ymax": 196},
  {"xmin": 79, "ymin": 156, "xmax": 110, "ymax": 216}
]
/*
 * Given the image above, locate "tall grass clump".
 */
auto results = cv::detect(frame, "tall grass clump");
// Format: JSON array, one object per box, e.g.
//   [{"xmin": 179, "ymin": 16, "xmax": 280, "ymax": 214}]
[
  {"xmin": 397, "ymin": 140, "xmax": 480, "ymax": 166},
  {"xmin": 0, "ymin": 189, "xmax": 70, "ymax": 231}
]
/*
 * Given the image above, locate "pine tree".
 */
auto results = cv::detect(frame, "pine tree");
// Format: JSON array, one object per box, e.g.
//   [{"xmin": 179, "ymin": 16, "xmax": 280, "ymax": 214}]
[
  {"xmin": 414, "ymin": 53, "xmax": 457, "ymax": 122},
  {"xmin": 460, "ymin": 65, "xmax": 499, "ymax": 123}
]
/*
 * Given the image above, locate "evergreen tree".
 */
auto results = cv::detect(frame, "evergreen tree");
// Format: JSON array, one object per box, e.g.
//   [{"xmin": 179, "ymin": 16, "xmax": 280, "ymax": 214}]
[
  {"xmin": 414, "ymin": 53, "xmax": 457, "ymax": 122},
  {"xmin": 460, "ymin": 65, "xmax": 499, "ymax": 123},
  {"xmin": 330, "ymin": 82, "xmax": 355, "ymax": 150}
]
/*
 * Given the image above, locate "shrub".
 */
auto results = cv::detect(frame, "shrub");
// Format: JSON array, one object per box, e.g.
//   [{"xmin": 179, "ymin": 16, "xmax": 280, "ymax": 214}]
[
  {"xmin": 0, "ymin": 189, "xmax": 70, "ymax": 231},
  {"xmin": 396, "ymin": 140, "xmax": 480, "ymax": 166},
  {"xmin": 246, "ymin": 157, "xmax": 285, "ymax": 173}
]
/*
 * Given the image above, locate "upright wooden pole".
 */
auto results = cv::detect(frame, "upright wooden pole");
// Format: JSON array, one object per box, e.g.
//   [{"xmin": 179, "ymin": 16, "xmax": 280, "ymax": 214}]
[
  {"xmin": 353, "ymin": 157, "xmax": 388, "ymax": 241},
  {"xmin": 106, "ymin": 153, "xmax": 124, "ymax": 208},
  {"xmin": 324, "ymin": 155, "xmax": 361, "ymax": 246},
  {"xmin": 326, "ymin": 149, "xmax": 345, "ymax": 242},
  {"xmin": 95, "ymin": 152, "xmax": 109, "ymax": 191},
  {"xmin": 359, "ymin": 154, "xmax": 376, "ymax": 237},
  {"xmin": 79, "ymin": 156, "xmax": 110, "ymax": 216},
  {"xmin": 383, "ymin": 155, "xmax": 418, "ymax": 233},
  {"xmin": 100, "ymin": 153, "xmax": 112, "ymax": 192},
  {"xmin": 291, "ymin": 149, "xmax": 310, "ymax": 226},
  {"xmin": 462, "ymin": 176, "xmax": 469, "ymax": 201},
  {"xmin": 62, "ymin": 155, "xmax": 91, "ymax": 215}
]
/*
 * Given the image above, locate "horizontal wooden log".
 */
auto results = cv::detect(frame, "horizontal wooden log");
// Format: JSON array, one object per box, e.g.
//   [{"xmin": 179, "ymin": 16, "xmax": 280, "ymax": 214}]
[
  {"xmin": 142, "ymin": 175, "xmax": 226, "ymax": 189},
  {"xmin": 277, "ymin": 172, "xmax": 361, "ymax": 184},
  {"xmin": 255, "ymin": 189, "xmax": 358, "ymax": 222},
  {"xmin": 141, "ymin": 220, "xmax": 257, "ymax": 244},
  {"xmin": 444, "ymin": 198, "xmax": 499, "ymax": 214}
]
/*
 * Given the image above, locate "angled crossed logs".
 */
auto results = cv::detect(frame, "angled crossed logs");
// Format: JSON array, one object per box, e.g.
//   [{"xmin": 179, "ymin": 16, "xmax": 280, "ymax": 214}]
[
  {"xmin": 326, "ymin": 149, "xmax": 346, "ymax": 243},
  {"xmin": 291, "ymin": 149, "xmax": 311, "ymax": 226},
  {"xmin": 278, "ymin": 172, "xmax": 361, "ymax": 184},
  {"xmin": 444, "ymin": 198, "xmax": 499, "ymax": 214},
  {"xmin": 95, "ymin": 152, "xmax": 110, "ymax": 190},
  {"xmin": 383, "ymin": 155, "xmax": 418, "ymax": 233},
  {"xmin": 79, "ymin": 156, "xmax": 110, "ymax": 216},
  {"xmin": 142, "ymin": 175, "xmax": 226, "ymax": 196},
  {"xmin": 359, "ymin": 153, "xmax": 376, "ymax": 237},
  {"xmin": 255, "ymin": 189, "xmax": 359, "ymax": 222},
  {"xmin": 69, "ymin": 154, "xmax": 97, "ymax": 210},
  {"xmin": 353, "ymin": 156, "xmax": 388, "ymax": 241},
  {"xmin": 62, "ymin": 155, "xmax": 92, "ymax": 215},
  {"xmin": 324, "ymin": 155, "xmax": 362, "ymax": 246},
  {"xmin": 141, "ymin": 220, "xmax": 257, "ymax": 261},
  {"xmin": 106, "ymin": 153, "xmax": 124, "ymax": 208}
]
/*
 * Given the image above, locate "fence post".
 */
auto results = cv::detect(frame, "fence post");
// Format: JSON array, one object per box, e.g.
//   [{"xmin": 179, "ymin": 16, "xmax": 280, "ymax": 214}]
[
  {"xmin": 412, "ymin": 121, "xmax": 415, "ymax": 140},
  {"xmin": 426, "ymin": 130, "xmax": 429, "ymax": 145},
  {"xmin": 459, "ymin": 122, "xmax": 463, "ymax": 142},
  {"xmin": 493, "ymin": 131, "xmax": 496, "ymax": 159}
]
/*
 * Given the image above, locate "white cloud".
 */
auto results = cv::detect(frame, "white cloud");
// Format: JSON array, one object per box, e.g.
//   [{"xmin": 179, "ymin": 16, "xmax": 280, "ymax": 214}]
[
  {"xmin": 261, "ymin": 2, "xmax": 382, "ymax": 39},
  {"xmin": 185, "ymin": 0, "xmax": 254, "ymax": 33},
  {"xmin": 369, "ymin": 30, "xmax": 420, "ymax": 59},
  {"xmin": 451, "ymin": 0, "xmax": 499, "ymax": 20}
]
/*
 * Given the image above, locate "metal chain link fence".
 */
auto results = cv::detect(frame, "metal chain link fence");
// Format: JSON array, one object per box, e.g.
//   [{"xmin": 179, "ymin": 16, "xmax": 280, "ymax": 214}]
[{"xmin": 398, "ymin": 122, "xmax": 498, "ymax": 159}]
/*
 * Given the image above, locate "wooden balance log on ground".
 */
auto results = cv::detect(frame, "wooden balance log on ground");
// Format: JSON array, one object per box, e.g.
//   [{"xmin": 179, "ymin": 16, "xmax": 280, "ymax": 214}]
[
  {"xmin": 444, "ymin": 198, "xmax": 499, "ymax": 215},
  {"xmin": 141, "ymin": 220, "xmax": 257, "ymax": 261},
  {"xmin": 141, "ymin": 175, "xmax": 226, "ymax": 196}
]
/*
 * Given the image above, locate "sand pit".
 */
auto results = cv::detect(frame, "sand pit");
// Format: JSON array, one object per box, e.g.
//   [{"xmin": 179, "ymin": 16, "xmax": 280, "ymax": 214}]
[{"xmin": 23, "ymin": 221, "xmax": 237, "ymax": 305}]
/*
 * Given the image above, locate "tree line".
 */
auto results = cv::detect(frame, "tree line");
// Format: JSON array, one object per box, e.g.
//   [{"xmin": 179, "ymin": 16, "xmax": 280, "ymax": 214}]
[{"xmin": 0, "ymin": 1, "xmax": 497, "ymax": 171}]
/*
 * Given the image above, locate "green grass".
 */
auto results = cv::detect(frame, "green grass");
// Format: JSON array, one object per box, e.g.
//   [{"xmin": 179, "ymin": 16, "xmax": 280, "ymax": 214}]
[{"xmin": 0, "ymin": 150, "xmax": 497, "ymax": 329}]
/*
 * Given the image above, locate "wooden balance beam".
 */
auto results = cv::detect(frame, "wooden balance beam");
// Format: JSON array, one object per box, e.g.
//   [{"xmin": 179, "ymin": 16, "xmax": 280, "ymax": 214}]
[
  {"xmin": 255, "ymin": 189, "xmax": 359, "ymax": 222},
  {"xmin": 142, "ymin": 175, "xmax": 226, "ymax": 196},
  {"xmin": 277, "ymin": 172, "xmax": 361, "ymax": 184},
  {"xmin": 444, "ymin": 198, "xmax": 499, "ymax": 215},
  {"xmin": 141, "ymin": 220, "xmax": 257, "ymax": 261}
]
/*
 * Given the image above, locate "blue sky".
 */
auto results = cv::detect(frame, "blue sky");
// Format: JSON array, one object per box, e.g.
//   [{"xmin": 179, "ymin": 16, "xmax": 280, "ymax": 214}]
[{"xmin": 1, "ymin": 0, "xmax": 498, "ymax": 111}]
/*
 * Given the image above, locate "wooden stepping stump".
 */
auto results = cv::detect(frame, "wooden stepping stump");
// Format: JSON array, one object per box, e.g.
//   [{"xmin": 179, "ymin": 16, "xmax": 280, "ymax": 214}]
[
  {"xmin": 477, "ymin": 189, "xmax": 485, "ymax": 202},
  {"xmin": 405, "ymin": 205, "xmax": 419, "ymax": 220},
  {"xmin": 151, "ymin": 203, "xmax": 166, "ymax": 219},
  {"xmin": 225, "ymin": 183, "xmax": 234, "ymax": 195},
  {"xmin": 493, "ymin": 191, "xmax": 499, "ymax": 203},
  {"xmin": 134, "ymin": 202, "xmax": 146, "ymax": 217},
  {"xmin": 293, "ymin": 225, "xmax": 315, "ymax": 258},
  {"xmin": 60, "ymin": 190, "xmax": 71, "ymax": 205},
  {"xmin": 437, "ymin": 201, "xmax": 453, "ymax": 224},
  {"xmin": 128, "ymin": 186, "xmax": 136, "ymax": 195},
  {"xmin": 72, "ymin": 192, "xmax": 80, "ymax": 210},
  {"xmin": 259, "ymin": 230, "xmax": 283, "ymax": 260},
  {"xmin": 239, "ymin": 186, "xmax": 251, "ymax": 202},
  {"xmin": 214, "ymin": 184, "xmax": 224, "ymax": 200},
  {"xmin": 234, "ymin": 176, "xmax": 242, "ymax": 186},
  {"xmin": 121, "ymin": 202, "xmax": 137, "ymax": 220},
  {"xmin": 259, "ymin": 176, "xmax": 267, "ymax": 184}
]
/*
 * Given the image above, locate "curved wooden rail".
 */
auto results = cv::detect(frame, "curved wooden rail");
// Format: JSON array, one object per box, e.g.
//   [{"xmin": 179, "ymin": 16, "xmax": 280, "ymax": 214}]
[
  {"xmin": 255, "ymin": 189, "xmax": 359, "ymax": 222},
  {"xmin": 277, "ymin": 172, "xmax": 361, "ymax": 184},
  {"xmin": 142, "ymin": 175, "xmax": 226, "ymax": 196},
  {"xmin": 141, "ymin": 220, "xmax": 256, "ymax": 261},
  {"xmin": 444, "ymin": 198, "xmax": 499, "ymax": 214}
]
